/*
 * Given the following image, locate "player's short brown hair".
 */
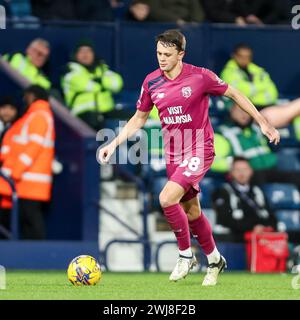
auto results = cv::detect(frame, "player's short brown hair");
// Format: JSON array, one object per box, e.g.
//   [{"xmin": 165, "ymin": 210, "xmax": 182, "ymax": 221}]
[{"xmin": 156, "ymin": 29, "xmax": 186, "ymax": 52}]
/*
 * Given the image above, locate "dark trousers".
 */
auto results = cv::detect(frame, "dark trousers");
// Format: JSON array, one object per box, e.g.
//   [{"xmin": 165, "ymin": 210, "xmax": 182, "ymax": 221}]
[
  {"xmin": 0, "ymin": 208, "xmax": 10, "ymax": 239},
  {"xmin": 0, "ymin": 199, "xmax": 46, "ymax": 240},
  {"xmin": 19, "ymin": 199, "xmax": 46, "ymax": 240}
]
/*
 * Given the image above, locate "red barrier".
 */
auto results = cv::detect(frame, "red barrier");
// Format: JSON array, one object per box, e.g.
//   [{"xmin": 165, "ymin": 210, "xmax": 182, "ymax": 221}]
[{"xmin": 245, "ymin": 230, "xmax": 289, "ymax": 273}]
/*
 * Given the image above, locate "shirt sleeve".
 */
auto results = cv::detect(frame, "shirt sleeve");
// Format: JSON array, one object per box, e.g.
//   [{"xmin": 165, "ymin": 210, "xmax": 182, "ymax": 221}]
[
  {"xmin": 203, "ymin": 68, "xmax": 228, "ymax": 96},
  {"xmin": 136, "ymin": 78, "xmax": 153, "ymax": 112}
]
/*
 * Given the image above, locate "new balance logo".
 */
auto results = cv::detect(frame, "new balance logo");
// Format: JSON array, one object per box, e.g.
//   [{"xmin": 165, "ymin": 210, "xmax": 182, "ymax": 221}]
[
  {"xmin": 216, "ymin": 76, "xmax": 225, "ymax": 85},
  {"xmin": 157, "ymin": 93, "xmax": 165, "ymax": 99}
]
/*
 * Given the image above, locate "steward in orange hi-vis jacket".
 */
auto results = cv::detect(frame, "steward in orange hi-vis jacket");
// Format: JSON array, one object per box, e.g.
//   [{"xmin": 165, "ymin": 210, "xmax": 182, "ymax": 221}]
[
  {"xmin": 0, "ymin": 97, "xmax": 54, "ymax": 200},
  {"xmin": 0, "ymin": 85, "xmax": 55, "ymax": 239}
]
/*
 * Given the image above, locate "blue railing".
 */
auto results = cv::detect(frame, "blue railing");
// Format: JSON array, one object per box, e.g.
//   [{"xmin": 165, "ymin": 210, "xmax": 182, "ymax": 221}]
[{"xmin": 100, "ymin": 164, "xmax": 151, "ymax": 271}]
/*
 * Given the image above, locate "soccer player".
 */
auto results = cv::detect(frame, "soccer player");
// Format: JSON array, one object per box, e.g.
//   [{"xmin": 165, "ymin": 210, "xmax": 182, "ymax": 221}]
[{"xmin": 98, "ymin": 30, "xmax": 280, "ymax": 286}]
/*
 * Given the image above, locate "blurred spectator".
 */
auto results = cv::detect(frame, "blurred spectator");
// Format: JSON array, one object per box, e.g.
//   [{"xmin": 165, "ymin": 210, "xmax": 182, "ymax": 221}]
[
  {"xmin": 220, "ymin": 43, "xmax": 300, "ymax": 140},
  {"xmin": 201, "ymin": 0, "xmax": 248, "ymax": 25},
  {"xmin": 31, "ymin": 0, "xmax": 77, "ymax": 20},
  {"xmin": 61, "ymin": 40, "xmax": 123, "ymax": 130},
  {"xmin": 0, "ymin": 96, "xmax": 19, "ymax": 144},
  {"xmin": 212, "ymin": 156, "xmax": 277, "ymax": 242},
  {"xmin": 31, "ymin": 0, "xmax": 116, "ymax": 21},
  {"xmin": 0, "ymin": 97, "xmax": 19, "ymax": 239},
  {"xmin": 241, "ymin": 0, "xmax": 290, "ymax": 25},
  {"xmin": 110, "ymin": 0, "xmax": 122, "ymax": 7},
  {"xmin": 213, "ymin": 104, "xmax": 277, "ymax": 172},
  {"xmin": 128, "ymin": 1, "xmax": 150, "ymax": 21},
  {"xmin": 74, "ymin": 0, "xmax": 114, "ymax": 22},
  {"xmin": 0, "ymin": 85, "xmax": 55, "ymax": 240},
  {"xmin": 128, "ymin": 0, "xmax": 204, "ymax": 24},
  {"xmin": 220, "ymin": 44, "xmax": 278, "ymax": 109},
  {"xmin": 212, "ymin": 104, "xmax": 300, "ymax": 189},
  {"xmin": 202, "ymin": 0, "xmax": 290, "ymax": 25},
  {"xmin": 3, "ymin": 38, "xmax": 51, "ymax": 90}
]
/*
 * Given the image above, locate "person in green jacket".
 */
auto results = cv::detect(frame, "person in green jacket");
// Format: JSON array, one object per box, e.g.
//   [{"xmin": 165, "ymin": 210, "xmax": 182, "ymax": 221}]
[
  {"xmin": 61, "ymin": 40, "xmax": 123, "ymax": 130},
  {"xmin": 220, "ymin": 43, "xmax": 278, "ymax": 109},
  {"xmin": 220, "ymin": 43, "xmax": 300, "ymax": 140},
  {"xmin": 212, "ymin": 104, "xmax": 300, "ymax": 188},
  {"xmin": 214, "ymin": 104, "xmax": 277, "ymax": 172},
  {"xmin": 149, "ymin": 98, "xmax": 300, "ymax": 174},
  {"xmin": 3, "ymin": 38, "xmax": 51, "ymax": 90}
]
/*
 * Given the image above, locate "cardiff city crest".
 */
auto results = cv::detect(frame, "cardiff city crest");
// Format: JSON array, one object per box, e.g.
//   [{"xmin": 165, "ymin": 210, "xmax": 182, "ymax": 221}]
[{"xmin": 182, "ymin": 86, "xmax": 192, "ymax": 98}]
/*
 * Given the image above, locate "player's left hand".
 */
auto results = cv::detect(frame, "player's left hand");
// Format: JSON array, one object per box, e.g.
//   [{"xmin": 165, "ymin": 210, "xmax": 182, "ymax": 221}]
[{"xmin": 259, "ymin": 122, "xmax": 280, "ymax": 145}]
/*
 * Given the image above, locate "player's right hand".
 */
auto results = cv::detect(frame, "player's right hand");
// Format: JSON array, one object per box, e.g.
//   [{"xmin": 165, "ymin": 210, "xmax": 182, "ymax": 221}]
[
  {"xmin": 260, "ymin": 122, "xmax": 280, "ymax": 145},
  {"xmin": 98, "ymin": 144, "xmax": 115, "ymax": 164}
]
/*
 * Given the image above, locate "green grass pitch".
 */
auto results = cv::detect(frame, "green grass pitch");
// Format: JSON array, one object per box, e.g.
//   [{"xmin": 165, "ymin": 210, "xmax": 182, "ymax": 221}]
[{"xmin": 0, "ymin": 270, "xmax": 299, "ymax": 300}]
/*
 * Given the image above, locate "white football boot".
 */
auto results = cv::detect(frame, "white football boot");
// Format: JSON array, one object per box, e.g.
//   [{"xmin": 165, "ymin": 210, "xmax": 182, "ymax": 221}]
[
  {"xmin": 202, "ymin": 255, "xmax": 227, "ymax": 286},
  {"xmin": 169, "ymin": 254, "xmax": 198, "ymax": 282}
]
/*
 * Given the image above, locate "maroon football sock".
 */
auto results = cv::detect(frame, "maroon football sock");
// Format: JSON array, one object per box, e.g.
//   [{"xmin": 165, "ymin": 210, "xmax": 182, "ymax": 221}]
[
  {"xmin": 189, "ymin": 212, "xmax": 215, "ymax": 255},
  {"xmin": 163, "ymin": 203, "xmax": 191, "ymax": 250}
]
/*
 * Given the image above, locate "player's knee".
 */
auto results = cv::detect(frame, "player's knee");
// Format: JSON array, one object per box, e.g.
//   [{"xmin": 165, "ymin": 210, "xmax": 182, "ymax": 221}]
[{"xmin": 159, "ymin": 192, "xmax": 176, "ymax": 208}]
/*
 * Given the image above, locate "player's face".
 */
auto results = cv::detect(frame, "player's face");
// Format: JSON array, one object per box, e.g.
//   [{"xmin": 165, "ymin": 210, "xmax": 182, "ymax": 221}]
[
  {"xmin": 156, "ymin": 42, "xmax": 184, "ymax": 72},
  {"xmin": 233, "ymin": 48, "xmax": 252, "ymax": 68},
  {"xmin": 231, "ymin": 161, "xmax": 253, "ymax": 185}
]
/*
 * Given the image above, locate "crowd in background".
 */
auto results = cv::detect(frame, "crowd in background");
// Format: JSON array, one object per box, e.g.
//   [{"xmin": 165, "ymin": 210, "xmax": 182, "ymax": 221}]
[
  {"xmin": 1, "ymin": 33, "xmax": 300, "ymax": 244},
  {"xmin": 0, "ymin": 0, "xmax": 297, "ymax": 25},
  {"xmin": 0, "ymin": 1, "xmax": 300, "ymax": 247}
]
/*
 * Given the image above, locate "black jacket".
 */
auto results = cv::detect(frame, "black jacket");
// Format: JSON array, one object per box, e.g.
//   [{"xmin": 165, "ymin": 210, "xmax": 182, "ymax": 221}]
[{"xmin": 212, "ymin": 182, "xmax": 277, "ymax": 242}]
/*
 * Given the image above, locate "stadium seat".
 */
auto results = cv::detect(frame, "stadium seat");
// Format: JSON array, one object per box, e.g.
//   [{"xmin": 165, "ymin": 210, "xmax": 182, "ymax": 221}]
[
  {"xmin": 141, "ymin": 158, "xmax": 166, "ymax": 179},
  {"xmin": 271, "ymin": 125, "xmax": 298, "ymax": 149},
  {"xmin": 199, "ymin": 177, "xmax": 224, "ymax": 208},
  {"xmin": 276, "ymin": 148, "xmax": 300, "ymax": 171},
  {"xmin": 151, "ymin": 177, "xmax": 167, "ymax": 209},
  {"xmin": 262, "ymin": 183, "xmax": 300, "ymax": 210},
  {"xmin": 210, "ymin": 116, "xmax": 222, "ymax": 129},
  {"xmin": 150, "ymin": 177, "xmax": 225, "ymax": 210},
  {"xmin": 275, "ymin": 210, "xmax": 300, "ymax": 231},
  {"xmin": 209, "ymin": 96, "xmax": 228, "ymax": 117},
  {"xmin": 203, "ymin": 208, "xmax": 216, "ymax": 227},
  {"xmin": 114, "ymin": 90, "xmax": 140, "ymax": 111},
  {"xmin": 100, "ymin": 119, "xmax": 141, "ymax": 175}
]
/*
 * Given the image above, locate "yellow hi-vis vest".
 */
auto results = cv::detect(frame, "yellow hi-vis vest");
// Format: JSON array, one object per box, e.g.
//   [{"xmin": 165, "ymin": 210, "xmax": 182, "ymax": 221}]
[
  {"xmin": 61, "ymin": 62, "xmax": 123, "ymax": 116},
  {"xmin": 3, "ymin": 52, "xmax": 51, "ymax": 89},
  {"xmin": 220, "ymin": 59, "xmax": 278, "ymax": 107}
]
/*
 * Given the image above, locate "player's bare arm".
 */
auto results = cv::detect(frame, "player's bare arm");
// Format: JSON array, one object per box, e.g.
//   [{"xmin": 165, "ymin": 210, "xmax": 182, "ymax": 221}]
[
  {"xmin": 224, "ymin": 85, "xmax": 280, "ymax": 145},
  {"xmin": 98, "ymin": 110, "xmax": 150, "ymax": 164}
]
